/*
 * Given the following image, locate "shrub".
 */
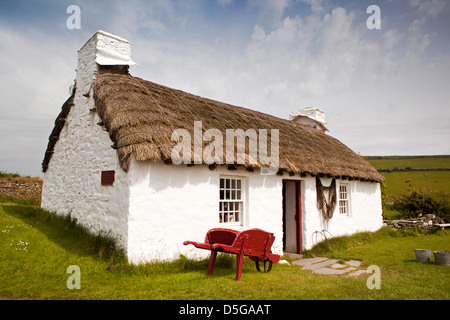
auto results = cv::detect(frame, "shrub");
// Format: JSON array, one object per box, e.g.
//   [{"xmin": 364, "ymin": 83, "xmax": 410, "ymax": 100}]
[{"xmin": 393, "ymin": 189, "xmax": 450, "ymax": 222}]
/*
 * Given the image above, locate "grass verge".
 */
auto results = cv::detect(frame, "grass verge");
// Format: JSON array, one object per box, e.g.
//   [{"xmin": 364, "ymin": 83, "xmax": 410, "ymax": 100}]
[{"xmin": 1, "ymin": 204, "xmax": 449, "ymax": 300}]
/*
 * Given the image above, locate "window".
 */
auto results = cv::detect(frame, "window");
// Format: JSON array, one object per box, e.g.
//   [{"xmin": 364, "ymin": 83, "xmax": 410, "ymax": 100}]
[
  {"xmin": 338, "ymin": 184, "xmax": 350, "ymax": 216},
  {"xmin": 101, "ymin": 170, "xmax": 115, "ymax": 186},
  {"xmin": 219, "ymin": 177, "xmax": 244, "ymax": 224}
]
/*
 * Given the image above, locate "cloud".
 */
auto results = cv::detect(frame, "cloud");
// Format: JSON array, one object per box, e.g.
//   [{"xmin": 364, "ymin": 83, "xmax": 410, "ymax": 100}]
[
  {"xmin": 247, "ymin": 0, "xmax": 291, "ymax": 25},
  {"xmin": 0, "ymin": 22, "xmax": 78, "ymax": 176},
  {"xmin": 409, "ymin": 0, "xmax": 448, "ymax": 18},
  {"xmin": 1, "ymin": 0, "xmax": 449, "ymax": 177}
]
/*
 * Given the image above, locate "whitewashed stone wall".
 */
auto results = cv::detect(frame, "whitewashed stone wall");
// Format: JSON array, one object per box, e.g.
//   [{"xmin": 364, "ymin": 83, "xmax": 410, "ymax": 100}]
[
  {"xmin": 125, "ymin": 159, "xmax": 382, "ymax": 263},
  {"xmin": 41, "ymin": 32, "xmax": 132, "ymax": 250},
  {"xmin": 126, "ymin": 160, "xmax": 284, "ymax": 263},
  {"xmin": 301, "ymin": 177, "xmax": 383, "ymax": 250}
]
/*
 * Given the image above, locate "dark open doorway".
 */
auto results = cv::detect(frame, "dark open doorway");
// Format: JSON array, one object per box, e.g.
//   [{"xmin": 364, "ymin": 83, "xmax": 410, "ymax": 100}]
[{"xmin": 282, "ymin": 180, "xmax": 302, "ymax": 253}]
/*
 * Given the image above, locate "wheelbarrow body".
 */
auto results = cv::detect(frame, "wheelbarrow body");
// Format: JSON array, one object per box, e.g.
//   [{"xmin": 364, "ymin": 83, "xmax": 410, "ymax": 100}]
[{"xmin": 184, "ymin": 228, "xmax": 280, "ymax": 280}]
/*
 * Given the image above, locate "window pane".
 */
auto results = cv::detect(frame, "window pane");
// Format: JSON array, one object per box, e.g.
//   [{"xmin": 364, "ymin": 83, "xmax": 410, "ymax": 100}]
[
  {"xmin": 231, "ymin": 190, "xmax": 236, "ymax": 199},
  {"xmin": 237, "ymin": 179, "xmax": 241, "ymax": 189},
  {"xmin": 220, "ymin": 178, "xmax": 224, "ymax": 188},
  {"xmin": 226, "ymin": 179, "xmax": 230, "ymax": 188},
  {"xmin": 220, "ymin": 190, "xmax": 224, "ymax": 200},
  {"xmin": 225, "ymin": 190, "xmax": 230, "ymax": 199},
  {"xmin": 237, "ymin": 190, "xmax": 241, "ymax": 200},
  {"xmin": 231, "ymin": 179, "xmax": 236, "ymax": 189}
]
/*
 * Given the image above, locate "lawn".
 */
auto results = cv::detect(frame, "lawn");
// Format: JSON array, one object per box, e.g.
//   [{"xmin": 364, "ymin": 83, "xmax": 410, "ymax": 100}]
[
  {"xmin": 1, "ymin": 204, "xmax": 449, "ymax": 301},
  {"xmin": 380, "ymin": 171, "xmax": 450, "ymax": 196}
]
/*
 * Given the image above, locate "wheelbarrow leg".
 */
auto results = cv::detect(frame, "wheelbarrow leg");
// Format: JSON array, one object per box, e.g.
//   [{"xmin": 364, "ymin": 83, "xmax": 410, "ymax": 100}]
[
  {"xmin": 208, "ymin": 250, "xmax": 217, "ymax": 275},
  {"xmin": 236, "ymin": 252, "xmax": 244, "ymax": 281}
]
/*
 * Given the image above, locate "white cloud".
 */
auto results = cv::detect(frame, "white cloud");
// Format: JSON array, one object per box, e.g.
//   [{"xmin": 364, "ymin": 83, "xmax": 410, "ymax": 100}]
[
  {"xmin": 247, "ymin": 0, "xmax": 292, "ymax": 25},
  {"xmin": 409, "ymin": 0, "xmax": 447, "ymax": 18}
]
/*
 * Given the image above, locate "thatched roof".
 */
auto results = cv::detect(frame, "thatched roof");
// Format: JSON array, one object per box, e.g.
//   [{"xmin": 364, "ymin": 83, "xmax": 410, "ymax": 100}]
[
  {"xmin": 42, "ymin": 90, "xmax": 75, "ymax": 173},
  {"xmin": 42, "ymin": 72, "xmax": 383, "ymax": 182},
  {"xmin": 84, "ymin": 73, "xmax": 383, "ymax": 182}
]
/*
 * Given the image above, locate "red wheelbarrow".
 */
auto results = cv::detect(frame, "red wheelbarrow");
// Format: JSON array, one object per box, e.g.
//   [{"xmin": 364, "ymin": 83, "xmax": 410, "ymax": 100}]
[{"xmin": 183, "ymin": 228, "xmax": 280, "ymax": 280}]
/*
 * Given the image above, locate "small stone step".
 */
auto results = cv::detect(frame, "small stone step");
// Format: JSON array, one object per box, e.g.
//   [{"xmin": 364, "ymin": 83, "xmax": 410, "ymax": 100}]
[
  {"xmin": 313, "ymin": 267, "xmax": 356, "ymax": 275},
  {"xmin": 345, "ymin": 260, "xmax": 362, "ymax": 267},
  {"xmin": 291, "ymin": 257, "xmax": 329, "ymax": 267},
  {"xmin": 302, "ymin": 259, "xmax": 339, "ymax": 270}
]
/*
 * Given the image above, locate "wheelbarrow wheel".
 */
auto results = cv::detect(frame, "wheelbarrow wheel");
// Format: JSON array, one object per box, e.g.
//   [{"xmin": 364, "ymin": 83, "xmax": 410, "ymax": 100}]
[{"xmin": 255, "ymin": 258, "xmax": 273, "ymax": 273}]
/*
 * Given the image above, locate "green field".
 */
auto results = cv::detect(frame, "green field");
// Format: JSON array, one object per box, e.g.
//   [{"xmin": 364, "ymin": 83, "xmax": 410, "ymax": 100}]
[
  {"xmin": 366, "ymin": 155, "xmax": 450, "ymax": 171},
  {"xmin": 365, "ymin": 155, "xmax": 450, "ymax": 196},
  {"xmin": 380, "ymin": 171, "xmax": 450, "ymax": 196}
]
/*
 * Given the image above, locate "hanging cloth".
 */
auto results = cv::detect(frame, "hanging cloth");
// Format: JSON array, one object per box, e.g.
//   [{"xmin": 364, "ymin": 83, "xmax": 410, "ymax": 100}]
[{"xmin": 315, "ymin": 176, "xmax": 337, "ymax": 227}]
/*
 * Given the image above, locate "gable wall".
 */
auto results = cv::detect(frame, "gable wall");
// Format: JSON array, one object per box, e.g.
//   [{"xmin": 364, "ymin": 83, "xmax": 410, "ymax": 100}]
[{"xmin": 41, "ymin": 37, "xmax": 130, "ymax": 250}]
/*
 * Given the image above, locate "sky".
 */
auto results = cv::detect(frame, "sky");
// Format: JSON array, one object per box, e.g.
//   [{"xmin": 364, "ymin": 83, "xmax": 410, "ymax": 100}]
[{"xmin": 0, "ymin": 0, "xmax": 449, "ymax": 177}]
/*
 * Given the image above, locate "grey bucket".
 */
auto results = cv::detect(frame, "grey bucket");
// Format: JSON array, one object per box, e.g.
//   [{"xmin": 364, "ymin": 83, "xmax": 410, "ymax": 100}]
[
  {"xmin": 433, "ymin": 251, "xmax": 450, "ymax": 266},
  {"xmin": 414, "ymin": 249, "xmax": 431, "ymax": 263}
]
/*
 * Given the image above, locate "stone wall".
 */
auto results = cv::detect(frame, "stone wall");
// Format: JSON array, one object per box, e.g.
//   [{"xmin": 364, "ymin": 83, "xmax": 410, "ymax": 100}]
[
  {"xmin": 0, "ymin": 176, "xmax": 42, "ymax": 203},
  {"xmin": 383, "ymin": 214, "xmax": 445, "ymax": 230}
]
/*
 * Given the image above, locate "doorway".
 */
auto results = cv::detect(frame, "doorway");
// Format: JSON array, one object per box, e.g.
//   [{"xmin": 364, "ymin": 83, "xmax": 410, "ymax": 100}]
[{"xmin": 282, "ymin": 180, "xmax": 302, "ymax": 253}]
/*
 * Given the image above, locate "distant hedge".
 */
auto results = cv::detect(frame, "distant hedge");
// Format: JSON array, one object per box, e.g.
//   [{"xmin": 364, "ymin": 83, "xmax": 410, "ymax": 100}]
[{"xmin": 393, "ymin": 189, "xmax": 449, "ymax": 222}]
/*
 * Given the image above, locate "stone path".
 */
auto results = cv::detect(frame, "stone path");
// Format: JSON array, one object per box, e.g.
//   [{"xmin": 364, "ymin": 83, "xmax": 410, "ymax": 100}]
[{"xmin": 282, "ymin": 253, "xmax": 369, "ymax": 277}]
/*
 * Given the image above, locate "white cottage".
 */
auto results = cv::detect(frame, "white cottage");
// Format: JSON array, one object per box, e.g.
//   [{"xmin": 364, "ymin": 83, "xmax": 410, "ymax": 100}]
[{"xmin": 41, "ymin": 31, "xmax": 385, "ymax": 263}]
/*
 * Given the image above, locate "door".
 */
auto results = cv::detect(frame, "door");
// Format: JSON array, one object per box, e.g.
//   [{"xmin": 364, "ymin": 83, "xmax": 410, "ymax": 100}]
[{"xmin": 282, "ymin": 180, "xmax": 302, "ymax": 253}]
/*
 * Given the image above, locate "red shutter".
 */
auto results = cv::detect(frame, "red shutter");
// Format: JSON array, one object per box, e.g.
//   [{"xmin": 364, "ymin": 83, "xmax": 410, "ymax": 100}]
[{"xmin": 101, "ymin": 170, "xmax": 115, "ymax": 186}]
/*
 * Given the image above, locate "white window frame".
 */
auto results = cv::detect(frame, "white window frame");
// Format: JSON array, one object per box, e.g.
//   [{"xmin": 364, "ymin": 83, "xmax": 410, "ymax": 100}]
[
  {"xmin": 219, "ymin": 176, "xmax": 245, "ymax": 226},
  {"xmin": 338, "ymin": 183, "xmax": 351, "ymax": 217}
]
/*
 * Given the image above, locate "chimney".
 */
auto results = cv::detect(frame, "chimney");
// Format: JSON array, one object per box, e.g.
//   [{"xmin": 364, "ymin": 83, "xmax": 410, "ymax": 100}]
[
  {"xmin": 289, "ymin": 107, "xmax": 328, "ymax": 132},
  {"xmin": 75, "ymin": 30, "xmax": 135, "ymax": 96}
]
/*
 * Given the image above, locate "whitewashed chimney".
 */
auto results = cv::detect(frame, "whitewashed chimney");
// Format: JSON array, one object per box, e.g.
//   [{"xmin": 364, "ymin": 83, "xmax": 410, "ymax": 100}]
[
  {"xmin": 289, "ymin": 107, "xmax": 328, "ymax": 132},
  {"xmin": 75, "ymin": 30, "xmax": 135, "ymax": 97}
]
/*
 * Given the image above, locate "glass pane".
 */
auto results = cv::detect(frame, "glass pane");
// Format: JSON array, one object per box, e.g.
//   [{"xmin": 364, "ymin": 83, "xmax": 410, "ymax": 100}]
[
  {"xmin": 229, "ymin": 202, "xmax": 234, "ymax": 211},
  {"xmin": 237, "ymin": 179, "xmax": 241, "ymax": 189},
  {"xmin": 237, "ymin": 190, "xmax": 241, "ymax": 200},
  {"xmin": 226, "ymin": 179, "xmax": 230, "ymax": 188},
  {"xmin": 220, "ymin": 190, "xmax": 224, "ymax": 200},
  {"xmin": 231, "ymin": 190, "xmax": 236, "ymax": 200},
  {"xmin": 231, "ymin": 179, "xmax": 236, "ymax": 189},
  {"xmin": 226, "ymin": 190, "xmax": 230, "ymax": 199},
  {"xmin": 219, "ymin": 202, "xmax": 222, "ymax": 211},
  {"xmin": 235, "ymin": 211, "xmax": 239, "ymax": 222},
  {"xmin": 220, "ymin": 178, "xmax": 224, "ymax": 188}
]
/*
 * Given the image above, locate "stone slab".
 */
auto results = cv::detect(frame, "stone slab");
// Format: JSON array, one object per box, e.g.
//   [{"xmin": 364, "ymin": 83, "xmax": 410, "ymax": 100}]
[
  {"xmin": 284, "ymin": 252, "xmax": 303, "ymax": 260},
  {"xmin": 313, "ymin": 267, "xmax": 356, "ymax": 275},
  {"xmin": 302, "ymin": 259, "xmax": 339, "ymax": 270},
  {"xmin": 346, "ymin": 269, "xmax": 368, "ymax": 277},
  {"xmin": 291, "ymin": 257, "xmax": 329, "ymax": 267},
  {"xmin": 345, "ymin": 260, "xmax": 362, "ymax": 267},
  {"xmin": 331, "ymin": 263, "xmax": 348, "ymax": 269}
]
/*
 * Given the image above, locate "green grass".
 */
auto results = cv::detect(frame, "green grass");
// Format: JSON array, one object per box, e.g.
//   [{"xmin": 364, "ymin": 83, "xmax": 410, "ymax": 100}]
[
  {"xmin": 380, "ymin": 171, "xmax": 450, "ymax": 196},
  {"xmin": 1, "ymin": 204, "xmax": 449, "ymax": 300}
]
